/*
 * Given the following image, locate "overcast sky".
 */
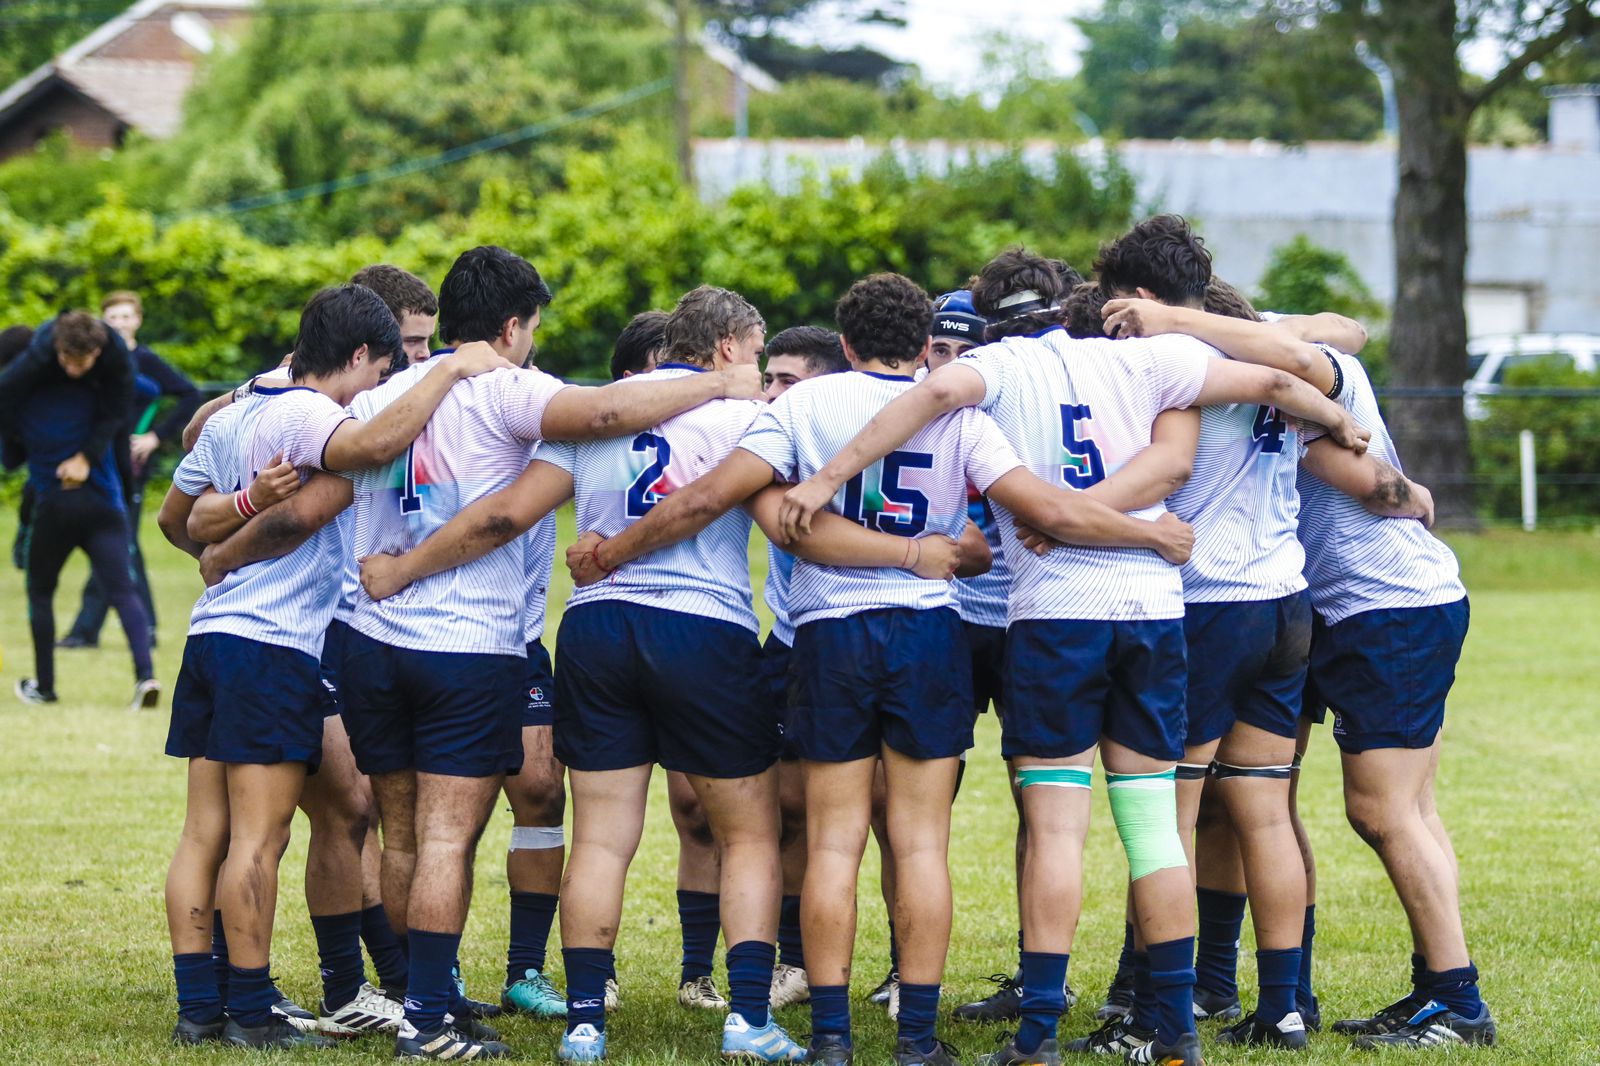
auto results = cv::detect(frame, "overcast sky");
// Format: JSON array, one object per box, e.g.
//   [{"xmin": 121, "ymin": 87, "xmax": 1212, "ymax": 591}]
[{"xmin": 787, "ymin": 0, "xmax": 1504, "ymax": 95}]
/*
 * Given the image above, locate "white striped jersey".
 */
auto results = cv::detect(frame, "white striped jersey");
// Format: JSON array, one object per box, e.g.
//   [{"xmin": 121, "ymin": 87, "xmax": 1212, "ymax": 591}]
[
  {"xmin": 954, "ymin": 489, "xmax": 1010, "ymax": 628},
  {"xmin": 345, "ymin": 357, "xmax": 571, "ymax": 656},
  {"xmin": 172, "ymin": 386, "xmax": 351, "ymax": 658},
  {"xmin": 764, "ymin": 542, "xmax": 796, "ymax": 645},
  {"xmin": 1166, "ymin": 347, "xmax": 1308, "ymax": 604},
  {"xmin": 958, "ymin": 328, "xmax": 1211, "ymax": 623},
  {"xmin": 738, "ymin": 369, "xmax": 1022, "ymax": 628},
  {"xmin": 333, "ymin": 508, "xmax": 358, "ymax": 624},
  {"xmin": 1296, "ymin": 353, "xmax": 1464, "ymax": 623},
  {"xmin": 546, "ymin": 364, "xmax": 765, "ymax": 633},
  {"xmin": 523, "ymin": 513, "xmax": 558, "ymax": 643}
]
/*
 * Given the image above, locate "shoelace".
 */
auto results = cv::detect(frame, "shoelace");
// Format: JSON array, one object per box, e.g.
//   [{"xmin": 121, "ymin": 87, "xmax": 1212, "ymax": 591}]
[{"xmin": 984, "ymin": 973, "xmax": 1022, "ymax": 995}]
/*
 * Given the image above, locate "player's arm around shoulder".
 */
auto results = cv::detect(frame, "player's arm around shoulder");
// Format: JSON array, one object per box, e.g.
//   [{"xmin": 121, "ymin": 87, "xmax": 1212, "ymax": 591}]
[
  {"xmin": 985, "ymin": 468, "xmax": 1193, "ymax": 564},
  {"xmin": 1301, "ymin": 439, "xmax": 1434, "ymax": 527},
  {"xmin": 1084, "ymin": 407, "xmax": 1200, "ymax": 513},
  {"xmin": 737, "ymin": 483, "xmax": 963, "ymax": 581},
  {"xmin": 539, "ymin": 362, "xmax": 761, "ymax": 442},
  {"xmin": 1104, "ymin": 298, "xmax": 1340, "ymax": 396},
  {"xmin": 198, "ymin": 473, "xmax": 354, "ymax": 586}
]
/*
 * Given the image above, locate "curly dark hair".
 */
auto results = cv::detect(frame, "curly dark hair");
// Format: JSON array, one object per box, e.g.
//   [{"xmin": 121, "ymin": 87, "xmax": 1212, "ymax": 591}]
[
  {"xmin": 835, "ymin": 273, "xmax": 933, "ymax": 368},
  {"xmin": 1093, "ymin": 214, "xmax": 1212, "ymax": 306},
  {"xmin": 971, "ymin": 248, "xmax": 1083, "ymax": 342},
  {"xmin": 351, "ymin": 264, "xmax": 439, "ymax": 322},
  {"xmin": 1063, "ymin": 282, "xmax": 1110, "ymax": 339},
  {"xmin": 1204, "ymin": 278, "xmax": 1262, "ymax": 322}
]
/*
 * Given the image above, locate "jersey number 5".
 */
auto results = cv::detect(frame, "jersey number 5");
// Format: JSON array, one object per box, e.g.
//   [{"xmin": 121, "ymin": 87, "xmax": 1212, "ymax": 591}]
[
  {"xmin": 842, "ymin": 449, "xmax": 932, "ymax": 536},
  {"xmin": 1059, "ymin": 404, "xmax": 1106, "ymax": 489},
  {"xmin": 626, "ymin": 432, "xmax": 672, "ymax": 518},
  {"xmin": 1252, "ymin": 405, "xmax": 1287, "ymax": 453}
]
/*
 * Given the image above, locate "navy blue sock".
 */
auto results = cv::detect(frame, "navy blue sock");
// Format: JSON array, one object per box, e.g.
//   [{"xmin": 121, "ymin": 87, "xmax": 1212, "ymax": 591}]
[
  {"xmin": 226, "ymin": 964, "xmax": 275, "ymax": 1029},
  {"xmin": 897, "ymin": 982, "xmax": 940, "ymax": 1054},
  {"xmin": 779, "ymin": 895, "xmax": 805, "ymax": 969},
  {"xmin": 677, "ymin": 890, "xmax": 720, "ymax": 983},
  {"xmin": 564, "ymin": 947, "xmax": 613, "ymax": 1033},
  {"xmin": 888, "ymin": 919, "xmax": 901, "ymax": 973},
  {"xmin": 1016, "ymin": 951, "xmax": 1069, "ymax": 1053},
  {"xmin": 727, "ymin": 940, "xmax": 776, "ymax": 1028},
  {"xmin": 1255, "ymin": 948, "xmax": 1302, "ymax": 1026},
  {"xmin": 1194, "ymin": 888, "xmax": 1245, "ymax": 999},
  {"xmin": 360, "ymin": 904, "xmax": 409, "ymax": 992},
  {"xmin": 811, "ymin": 984, "xmax": 851, "ymax": 1041},
  {"xmin": 210, "ymin": 910, "xmax": 230, "ymax": 1002},
  {"xmin": 1297, "ymin": 905, "xmax": 1316, "ymax": 1012},
  {"xmin": 1131, "ymin": 950, "xmax": 1153, "ymax": 1030},
  {"xmin": 311, "ymin": 911, "xmax": 365, "ymax": 1009},
  {"xmin": 1422, "ymin": 963, "xmax": 1483, "ymax": 1018},
  {"xmin": 173, "ymin": 952, "xmax": 223, "ymax": 1024},
  {"xmin": 1146, "ymin": 937, "xmax": 1198, "ymax": 1045},
  {"xmin": 508, "ymin": 891, "xmax": 559, "ymax": 985},
  {"xmin": 1114, "ymin": 921, "xmax": 1136, "ymax": 980},
  {"xmin": 405, "ymin": 929, "xmax": 462, "ymax": 1034}
]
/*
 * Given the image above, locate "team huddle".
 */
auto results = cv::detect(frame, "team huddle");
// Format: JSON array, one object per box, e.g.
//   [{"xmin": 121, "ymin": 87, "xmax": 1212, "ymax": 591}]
[{"xmin": 145, "ymin": 215, "xmax": 1484, "ymax": 1064}]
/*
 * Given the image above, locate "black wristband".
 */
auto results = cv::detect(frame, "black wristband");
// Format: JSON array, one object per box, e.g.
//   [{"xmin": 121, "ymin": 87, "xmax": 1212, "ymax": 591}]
[{"xmin": 1323, "ymin": 347, "xmax": 1345, "ymax": 400}]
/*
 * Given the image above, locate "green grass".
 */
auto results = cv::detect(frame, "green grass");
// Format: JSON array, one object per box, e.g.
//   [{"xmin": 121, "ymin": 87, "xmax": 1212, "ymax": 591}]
[{"xmin": 1, "ymin": 511, "xmax": 1596, "ymax": 1064}]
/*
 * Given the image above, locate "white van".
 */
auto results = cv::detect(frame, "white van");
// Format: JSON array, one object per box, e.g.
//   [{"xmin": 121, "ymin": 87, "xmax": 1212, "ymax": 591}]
[{"xmin": 1464, "ymin": 333, "xmax": 1600, "ymax": 419}]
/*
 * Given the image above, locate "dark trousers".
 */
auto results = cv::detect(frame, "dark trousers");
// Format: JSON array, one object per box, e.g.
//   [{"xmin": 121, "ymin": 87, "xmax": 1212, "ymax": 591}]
[
  {"xmin": 67, "ymin": 488, "xmax": 156, "ymax": 643},
  {"xmin": 24, "ymin": 489, "xmax": 153, "ymax": 693}
]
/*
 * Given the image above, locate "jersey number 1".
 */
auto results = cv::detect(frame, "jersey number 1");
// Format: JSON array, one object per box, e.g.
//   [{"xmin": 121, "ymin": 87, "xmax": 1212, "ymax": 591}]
[
  {"xmin": 399, "ymin": 443, "xmax": 423, "ymax": 514},
  {"xmin": 626, "ymin": 432, "xmax": 672, "ymax": 518}
]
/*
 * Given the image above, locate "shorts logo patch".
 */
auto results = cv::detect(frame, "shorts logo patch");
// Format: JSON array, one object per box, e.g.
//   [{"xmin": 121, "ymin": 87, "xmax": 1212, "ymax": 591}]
[{"xmin": 527, "ymin": 685, "xmax": 550, "ymax": 707}]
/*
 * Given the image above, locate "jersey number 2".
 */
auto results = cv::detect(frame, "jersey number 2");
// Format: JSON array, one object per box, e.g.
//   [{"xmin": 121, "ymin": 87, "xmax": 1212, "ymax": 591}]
[
  {"xmin": 626, "ymin": 432, "xmax": 672, "ymax": 518},
  {"xmin": 1059, "ymin": 404, "xmax": 1106, "ymax": 488}
]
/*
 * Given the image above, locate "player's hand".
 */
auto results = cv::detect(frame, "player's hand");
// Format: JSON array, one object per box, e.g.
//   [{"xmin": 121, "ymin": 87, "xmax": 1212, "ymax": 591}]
[
  {"xmin": 359, "ymin": 553, "xmax": 412, "ymax": 601},
  {"xmin": 1411, "ymin": 481, "xmax": 1436, "ymax": 529},
  {"xmin": 198, "ymin": 544, "xmax": 232, "ymax": 587},
  {"xmin": 1151, "ymin": 512, "xmax": 1195, "ymax": 565},
  {"xmin": 910, "ymin": 535, "xmax": 961, "ymax": 580},
  {"xmin": 717, "ymin": 363, "xmax": 763, "ymax": 401},
  {"xmin": 129, "ymin": 431, "xmax": 160, "ymax": 472},
  {"xmin": 55, "ymin": 451, "xmax": 89, "ymax": 488},
  {"xmin": 566, "ymin": 530, "xmax": 610, "ymax": 587},
  {"xmin": 779, "ymin": 477, "xmax": 835, "ymax": 541},
  {"xmin": 1327, "ymin": 413, "xmax": 1371, "ymax": 455},
  {"xmin": 1014, "ymin": 521, "xmax": 1062, "ymax": 557},
  {"xmin": 1102, "ymin": 298, "xmax": 1174, "ymax": 340},
  {"xmin": 246, "ymin": 452, "xmax": 300, "ymax": 510},
  {"xmin": 449, "ymin": 341, "xmax": 517, "ymax": 379}
]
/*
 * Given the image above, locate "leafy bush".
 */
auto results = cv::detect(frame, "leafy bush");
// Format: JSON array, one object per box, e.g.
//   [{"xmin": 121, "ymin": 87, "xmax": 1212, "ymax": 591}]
[
  {"xmin": 1255, "ymin": 233, "xmax": 1389, "ymax": 385},
  {"xmin": 1471, "ymin": 359, "xmax": 1600, "ymax": 525}
]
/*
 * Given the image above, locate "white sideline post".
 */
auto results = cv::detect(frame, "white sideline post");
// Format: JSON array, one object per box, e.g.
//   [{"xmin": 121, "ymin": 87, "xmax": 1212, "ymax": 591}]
[{"xmin": 1519, "ymin": 429, "xmax": 1537, "ymax": 532}]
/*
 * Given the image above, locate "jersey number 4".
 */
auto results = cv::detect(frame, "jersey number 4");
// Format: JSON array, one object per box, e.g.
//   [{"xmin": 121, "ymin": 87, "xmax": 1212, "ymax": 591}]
[
  {"xmin": 626, "ymin": 432, "xmax": 672, "ymax": 518},
  {"xmin": 1059, "ymin": 404, "xmax": 1106, "ymax": 488},
  {"xmin": 842, "ymin": 449, "xmax": 932, "ymax": 536},
  {"xmin": 1252, "ymin": 405, "xmax": 1288, "ymax": 453}
]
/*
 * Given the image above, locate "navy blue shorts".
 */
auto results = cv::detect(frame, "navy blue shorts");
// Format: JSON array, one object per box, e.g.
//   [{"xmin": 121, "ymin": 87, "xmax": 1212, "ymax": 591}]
[
  {"xmin": 1183, "ymin": 592, "xmax": 1311, "ymax": 746},
  {"xmin": 788, "ymin": 607, "xmax": 973, "ymax": 762},
  {"xmin": 761, "ymin": 633, "xmax": 799, "ymax": 761},
  {"xmin": 964, "ymin": 621, "xmax": 1007, "ymax": 717},
  {"xmin": 523, "ymin": 640, "xmax": 555, "ymax": 728},
  {"xmin": 341, "ymin": 629, "xmax": 524, "ymax": 778},
  {"xmin": 554, "ymin": 602, "xmax": 778, "ymax": 778},
  {"xmin": 167, "ymin": 633, "xmax": 324, "ymax": 770},
  {"xmin": 1003, "ymin": 618, "xmax": 1187, "ymax": 761},
  {"xmin": 320, "ymin": 619, "xmax": 351, "ymax": 718},
  {"xmin": 1310, "ymin": 598, "xmax": 1469, "ymax": 754}
]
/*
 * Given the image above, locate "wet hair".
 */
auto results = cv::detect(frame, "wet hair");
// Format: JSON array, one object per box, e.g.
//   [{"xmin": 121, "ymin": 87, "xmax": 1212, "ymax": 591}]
[
  {"xmin": 662, "ymin": 286, "xmax": 765, "ymax": 367},
  {"xmin": 289, "ymin": 284, "xmax": 402, "ymax": 380},
  {"xmin": 1094, "ymin": 214, "xmax": 1212, "ymax": 306},
  {"xmin": 766, "ymin": 325, "xmax": 847, "ymax": 375},
  {"xmin": 610, "ymin": 310, "xmax": 670, "ymax": 381},
  {"xmin": 1204, "ymin": 278, "xmax": 1262, "ymax": 322},
  {"xmin": 970, "ymin": 248, "xmax": 1083, "ymax": 342},
  {"xmin": 438, "ymin": 246, "xmax": 553, "ymax": 344},
  {"xmin": 835, "ymin": 273, "xmax": 933, "ymax": 369},
  {"xmin": 1063, "ymin": 282, "xmax": 1110, "ymax": 339},
  {"xmin": 351, "ymin": 264, "xmax": 439, "ymax": 322},
  {"xmin": 54, "ymin": 311, "xmax": 109, "ymax": 357},
  {"xmin": 100, "ymin": 290, "xmax": 142, "ymax": 315}
]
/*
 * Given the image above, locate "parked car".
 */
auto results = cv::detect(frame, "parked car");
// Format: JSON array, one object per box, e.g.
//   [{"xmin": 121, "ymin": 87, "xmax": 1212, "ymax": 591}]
[{"xmin": 1464, "ymin": 333, "xmax": 1600, "ymax": 419}]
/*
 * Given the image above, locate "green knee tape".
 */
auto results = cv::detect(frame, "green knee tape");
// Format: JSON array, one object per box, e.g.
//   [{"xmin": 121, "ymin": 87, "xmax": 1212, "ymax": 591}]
[
  {"xmin": 1014, "ymin": 765, "xmax": 1093, "ymax": 790},
  {"xmin": 1106, "ymin": 768, "xmax": 1188, "ymax": 880}
]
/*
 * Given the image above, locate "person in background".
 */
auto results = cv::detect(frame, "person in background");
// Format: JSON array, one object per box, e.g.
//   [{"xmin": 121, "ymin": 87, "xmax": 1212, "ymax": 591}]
[{"xmin": 60, "ymin": 291, "xmax": 200, "ymax": 650}]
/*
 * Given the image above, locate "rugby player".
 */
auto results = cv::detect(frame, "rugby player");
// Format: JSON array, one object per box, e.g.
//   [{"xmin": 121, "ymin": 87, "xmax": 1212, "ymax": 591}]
[{"xmin": 776, "ymin": 249, "xmax": 1369, "ymax": 1066}]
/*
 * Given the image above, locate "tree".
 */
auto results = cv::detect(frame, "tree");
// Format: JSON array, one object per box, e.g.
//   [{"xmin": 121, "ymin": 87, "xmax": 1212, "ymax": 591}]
[{"xmin": 1290, "ymin": 1, "xmax": 1595, "ymax": 527}]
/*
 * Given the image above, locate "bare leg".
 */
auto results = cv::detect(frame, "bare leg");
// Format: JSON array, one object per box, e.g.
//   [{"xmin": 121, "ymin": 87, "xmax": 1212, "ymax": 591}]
[
  {"xmin": 668, "ymin": 769, "xmax": 721, "ymax": 894},
  {"xmin": 880, "ymin": 748, "xmax": 960, "ymax": 987},
  {"xmin": 778, "ymin": 759, "xmax": 808, "ymax": 897},
  {"xmin": 166, "ymin": 758, "xmax": 231, "ymax": 954},
  {"xmin": 506, "ymin": 725, "xmax": 566, "ymax": 897},
  {"xmin": 217, "ymin": 762, "xmax": 307, "ymax": 968},
  {"xmin": 1014, "ymin": 753, "xmax": 1095, "ymax": 955},
  {"xmin": 560, "ymin": 766, "xmax": 653, "ymax": 948},
  {"xmin": 299, "ymin": 715, "xmax": 370, "ymax": 918},
  {"xmin": 370, "ymin": 771, "xmax": 417, "ymax": 936},
  {"xmin": 801, "ymin": 758, "xmax": 876, "ymax": 986},
  {"xmin": 1214, "ymin": 724, "xmax": 1303, "ymax": 950}
]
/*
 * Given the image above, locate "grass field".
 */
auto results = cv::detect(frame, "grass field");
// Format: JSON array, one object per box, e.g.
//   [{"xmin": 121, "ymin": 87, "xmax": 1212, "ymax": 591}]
[{"xmin": 1, "ymin": 507, "xmax": 1597, "ymax": 1065}]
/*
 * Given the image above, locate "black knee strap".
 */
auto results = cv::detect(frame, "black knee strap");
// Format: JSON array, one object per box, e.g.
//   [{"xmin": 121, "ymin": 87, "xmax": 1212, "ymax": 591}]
[
  {"xmin": 1175, "ymin": 762, "xmax": 1211, "ymax": 781},
  {"xmin": 1211, "ymin": 761, "xmax": 1294, "ymax": 781}
]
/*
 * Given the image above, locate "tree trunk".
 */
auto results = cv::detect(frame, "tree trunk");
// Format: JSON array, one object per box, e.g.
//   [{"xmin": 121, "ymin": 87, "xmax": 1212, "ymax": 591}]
[{"xmin": 1380, "ymin": 0, "xmax": 1479, "ymax": 529}]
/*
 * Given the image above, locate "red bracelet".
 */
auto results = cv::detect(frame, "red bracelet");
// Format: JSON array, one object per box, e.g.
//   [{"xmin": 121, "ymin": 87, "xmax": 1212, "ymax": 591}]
[
  {"xmin": 234, "ymin": 489, "xmax": 258, "ymax": 519},
  {"xmin": 901, "ymin": 537, "xmax": 915, "ymax": 569}
]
